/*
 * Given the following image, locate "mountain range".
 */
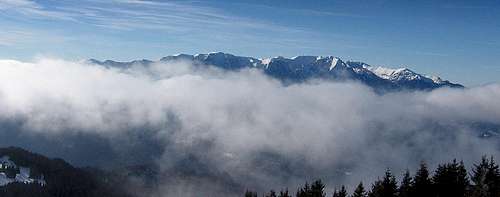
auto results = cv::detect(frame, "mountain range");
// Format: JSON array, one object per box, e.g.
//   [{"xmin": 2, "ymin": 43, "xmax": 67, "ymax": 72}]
[{"xmin": 89, "ymin": 52, "xmax": 463, "ymax": 91}]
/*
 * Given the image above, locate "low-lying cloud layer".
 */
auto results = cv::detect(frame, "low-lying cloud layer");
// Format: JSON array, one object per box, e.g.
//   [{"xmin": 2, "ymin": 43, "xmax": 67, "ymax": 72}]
[{"xmin": 0, "ymin": 58, "xmax": 499, "ymax": 196}]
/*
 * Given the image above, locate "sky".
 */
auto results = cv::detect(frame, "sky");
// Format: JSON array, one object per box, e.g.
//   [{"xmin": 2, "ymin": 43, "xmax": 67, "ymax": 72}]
[
  {"xmin": 0, "ymin": 0, "xmax": 499, "ymax": 86},
  {"xmin": 1, "ymin": 1, "xmax": 500, "ymax": 194}
]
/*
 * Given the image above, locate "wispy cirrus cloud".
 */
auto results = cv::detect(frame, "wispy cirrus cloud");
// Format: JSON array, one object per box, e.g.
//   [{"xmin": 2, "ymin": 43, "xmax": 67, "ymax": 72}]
[
  {"xmin": 233, "ymin": 2, "xmax": 370, "ymax": 19},
  {"xmin": 1, "ymin": 0, "xmax": 296, "ymax": 33},
  {"xmin": 1, "ymin": 0, "xmax": 326, "ymax": 59},
  {"xmin": 0, "ymin": 0, "xmax": 38, "ymax": 10},
  {"xmin": 414, "ymin": 51, "xmax": 450, "ymax": 57},
  {"xmin": 442, "ymin": 4, "xmax": 491, "ymax": 9},
  {"xmin": 0, "ymin": 0, "xmax": 74, "ymax": 20},
  {"xmin": 0, "ymin": 29, "xmax": 35, "ymax": 46}
]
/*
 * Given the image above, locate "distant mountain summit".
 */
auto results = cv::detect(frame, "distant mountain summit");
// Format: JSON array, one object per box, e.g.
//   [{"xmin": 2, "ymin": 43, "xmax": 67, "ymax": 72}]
[{"xmin": 89, "ymin": 52, "xmax": 463, "ymax": 91}]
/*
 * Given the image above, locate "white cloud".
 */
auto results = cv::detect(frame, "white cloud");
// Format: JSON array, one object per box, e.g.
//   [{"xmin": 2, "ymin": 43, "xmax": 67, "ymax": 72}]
[
  {"xmin": 0, "ymin": 0, "xmax": 36, "ymax": 7},
  {"xmin": 0, "ymin": 0, "xmax": 73, "ymax": 19},
  {"xmin": 0, "ymin": 0, "xmax": 292, "ymax": 33},
  {"xmin": 0, "ymin": 30, "xmax": 30, "ymax": 46},
  {"xmin": 0, "ymin": 58, "xmax": 499, "ymax": 195}
]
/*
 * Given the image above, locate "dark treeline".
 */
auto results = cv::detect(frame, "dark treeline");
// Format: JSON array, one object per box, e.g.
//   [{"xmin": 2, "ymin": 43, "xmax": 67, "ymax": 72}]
[
  {"xmin": 0, "ymin": 147, "xmax": 131, "ymax": 197},
  {"xmin": 246, "ymin": 157, "xmax": 500, "ymax": 197}
]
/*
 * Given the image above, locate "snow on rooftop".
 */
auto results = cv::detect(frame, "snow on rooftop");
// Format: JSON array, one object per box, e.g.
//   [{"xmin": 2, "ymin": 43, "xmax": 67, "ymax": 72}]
[{"xmin": 0, "ymin": 156, "xmax": 46, "ymax": 187}]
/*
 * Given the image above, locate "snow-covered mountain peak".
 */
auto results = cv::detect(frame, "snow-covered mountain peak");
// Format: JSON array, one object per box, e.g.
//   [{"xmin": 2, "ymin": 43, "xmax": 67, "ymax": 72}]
[
  {"xmin": 89, "ymin": 52, "xmax": 463, "ymax": 91},
  {"xmin": 428, "ymin": 75, "xmax": 445, "ymax": 84},
  {"xmin": 260, "ymin": 57, "xmax": 272, "ymax": 65},
  {"xmin": 365, "ymin": 66, "xmax": 421, "ymax": 81},
  {"xmin": 329, "ymin": 57, "xmax": 345, "ymax": 71}
]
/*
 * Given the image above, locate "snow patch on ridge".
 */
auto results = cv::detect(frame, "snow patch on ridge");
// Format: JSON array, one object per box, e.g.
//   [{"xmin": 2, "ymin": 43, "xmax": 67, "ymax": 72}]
[
  {"xmin": 365, "ymin": 66, "xmax": 421, "ymax": 81},
  {"xmin": 329, "ymin": 57, "xmax": 340, "ymax": 71}
]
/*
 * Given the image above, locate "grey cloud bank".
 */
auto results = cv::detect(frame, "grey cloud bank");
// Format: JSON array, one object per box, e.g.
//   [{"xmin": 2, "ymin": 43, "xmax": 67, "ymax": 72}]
[{"xmin": 0, "ymin": 58, "xmax": 499, "ymax": 196}]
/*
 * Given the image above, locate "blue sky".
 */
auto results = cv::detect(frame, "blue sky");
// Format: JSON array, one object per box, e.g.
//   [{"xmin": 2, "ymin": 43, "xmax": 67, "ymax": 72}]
[{"xmin": 0, "ymin": 0, "xmax": 499, "ymax": 86}]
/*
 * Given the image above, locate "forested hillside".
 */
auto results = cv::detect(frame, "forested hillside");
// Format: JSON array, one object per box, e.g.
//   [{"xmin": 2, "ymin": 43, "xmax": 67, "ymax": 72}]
[{"xmin": 0, "ymin": 147, "xmax": 130, "ymax": 197}]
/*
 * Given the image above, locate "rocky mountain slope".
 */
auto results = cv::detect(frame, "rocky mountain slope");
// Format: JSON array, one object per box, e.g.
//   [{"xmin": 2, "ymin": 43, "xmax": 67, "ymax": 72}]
[{"xmin": 89, "ymin": 52, "xmax": 463, "ymax": 91}]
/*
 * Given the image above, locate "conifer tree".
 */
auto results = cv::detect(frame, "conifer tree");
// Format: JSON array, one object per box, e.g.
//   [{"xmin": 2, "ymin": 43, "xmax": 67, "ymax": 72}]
[
  {"xmin": 311, "ymin": 180, "xmax": 326, "ymax": 197},
  {"xmin": 296, "ymin": 182, "xmax": 309, "ymax": 197},
  {"xmin": 279, "ymin": 189, "xmax": 291, "ymax": 197},
  {"xmin": 242, "ymin": 157, "xmax": 500, "ymax": 197},
  {"xmin": 399, "ymin": 170, "xmax": 412, "ymax": 197},
  {"xmin": 413, "ymin": 162, "xmax": 433, "ymax": 197},
  {"xmin": 266, "ymin": 190, "xmax": 278, "ymax": 197},
  {"xmin": 472, "ymin": 156, "xmax": 500, "ymax": 197},
  {"xmin": 368, "ymin": 179, "xmax": 383, "ymax": 197},
  {"xmin": 339, "ymin": 186, "xmax": 348, "ymax": 197},
  {"xmin": 245, "ymin": 190, "xmax": 258, "ymax": 197},
  {"xmin": 332, "ymin": 186, "xmax": 348, "ymax": 197},
  {"xmin": 368, "ymin": 170, "xmax": 397, "ymax": 197},
  {"xmin": 433, "ymin": 160, "xmax": 469, "ymax": 197},
  {"xmin": 381, "ymin": 170, "xmax": 398, "ymax": 197},
  {"xmin": 485, "ymin": 157, "xmax": 500, "ymax": 197},
  {"xmin": 352, "ymin": 182, "xmax": 366, "ymax": 197},
  {"xmin": 471, "ymin": 157, "xmax": 490, "ymax": 197}
]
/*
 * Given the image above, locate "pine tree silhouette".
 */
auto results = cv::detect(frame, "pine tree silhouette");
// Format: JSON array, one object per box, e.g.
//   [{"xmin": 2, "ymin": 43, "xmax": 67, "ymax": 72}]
[
  {"xmin": 433, "ymin": 160, "xmax": 469, "ymax": 197},
  {"xmin": 471, "ymin": 157, "xmax": 490, "ymax": 197},
  {"xmin": 471, "ymin": 156, "xmax": 500, "ymax": 197},
  {"xmin": 242, "ymin": 157, "xmax": 500, "ymax": 197},
  {"xmin": 333, "ymin": 186, "xmax": 347, "ymax": 197},
  {"xmin": 368, "ymin": 179, "xmax": 383, "ymax": 197},
  {"xmin": 296, "ymin": 182, "xmax": 310, "ymax": 197},
  {"xmin": 352, "ymin": 182, "xmax": 366, "ymax": 197},
  {"xmin": 279, "ymin": 189, "xmax": 291, "ymax": 197},
  {"xmin": 368, "ymin": 169, "xmax": 398, "ymax": 197},
  {"xmin": 399, "ymin": 170, "xmax": 412, "ymax": 197},
  {"xmin": 485, "ymin": 157, "xmax": 500, "ymax": 197},
  {"xmin": 266, "ymin": 190, "xmax": 278, "ymax": 197},
  {"xmin": 413, "ymin": 162, "xmax": 433, "ymax": 197},
  {"xmin": 311, "ymin": 180, "xmax": 326, "ymax": 197},
  {"xmin": 245, "ymin": 190, "xmax": 258, "ymax": 197}
]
